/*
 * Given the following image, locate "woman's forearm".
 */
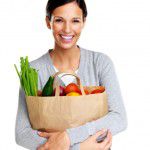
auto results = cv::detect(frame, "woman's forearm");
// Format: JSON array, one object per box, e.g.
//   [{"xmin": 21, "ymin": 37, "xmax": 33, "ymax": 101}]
[
  {"xmin": 15, "ymin": 88, "xmax": 47, "ymax": 150},
  {"xmin": 66, "ymin": 54, "xmax": 127, "ymax": 146},
  {"xmin": 16, "ymin": 88, "xmax": 81, "ymax": 150}
]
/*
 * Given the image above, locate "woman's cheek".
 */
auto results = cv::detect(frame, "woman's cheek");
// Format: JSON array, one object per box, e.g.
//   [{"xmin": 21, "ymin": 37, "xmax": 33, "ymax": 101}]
[
  {"xmin": 52, "ymin": 24, "xmax": 63, "ymax": 32},
  {"xmin": 73, "ymin": 25, "xmax": 83, "ymax": 33}
]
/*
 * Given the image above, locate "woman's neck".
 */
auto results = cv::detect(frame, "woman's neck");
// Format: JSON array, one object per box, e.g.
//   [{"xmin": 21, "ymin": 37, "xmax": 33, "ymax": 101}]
[{"xmin": 50, "ymin": 45, "xmax": 80, "ymax": 72}]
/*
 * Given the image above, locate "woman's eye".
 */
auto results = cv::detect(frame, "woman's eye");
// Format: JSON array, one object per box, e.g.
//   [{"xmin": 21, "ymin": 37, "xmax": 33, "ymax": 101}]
[
  {"xmin": 55, "ymin": 19, "xmax": 63, "ymax": 23},
  {"xmin": 73, "ymin": 20, "xmax": 80, "ymax": 23}
]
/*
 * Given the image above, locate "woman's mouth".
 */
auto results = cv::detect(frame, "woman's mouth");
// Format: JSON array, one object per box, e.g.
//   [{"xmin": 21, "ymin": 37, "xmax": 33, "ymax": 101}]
[{"xmin": 60, "ymin": 35, "xmax": 74, "ymax": 43}]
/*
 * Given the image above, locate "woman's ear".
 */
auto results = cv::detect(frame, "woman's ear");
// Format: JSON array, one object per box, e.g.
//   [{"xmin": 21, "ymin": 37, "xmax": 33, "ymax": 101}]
[{"xmin": 45, "ymin": 16, "xmax": 51, "ymax": 29}]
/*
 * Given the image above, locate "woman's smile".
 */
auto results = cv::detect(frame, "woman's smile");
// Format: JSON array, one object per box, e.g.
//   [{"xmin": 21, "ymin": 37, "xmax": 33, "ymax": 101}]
[{"xmin": 59, "ymin": 34, "xmax": 74, "ymax": 43}]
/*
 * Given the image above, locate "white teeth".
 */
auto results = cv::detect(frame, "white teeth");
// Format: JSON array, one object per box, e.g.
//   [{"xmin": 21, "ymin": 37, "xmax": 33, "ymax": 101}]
[{"xmin": 61, "ymin": 35, "xmax": 73, "ymax": 40}]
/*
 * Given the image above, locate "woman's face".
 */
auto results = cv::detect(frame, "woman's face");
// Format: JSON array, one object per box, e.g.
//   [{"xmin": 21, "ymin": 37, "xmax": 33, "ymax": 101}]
[{"xmin": 46, "ymin": 1, "xmax": 85, "ymax": 50}]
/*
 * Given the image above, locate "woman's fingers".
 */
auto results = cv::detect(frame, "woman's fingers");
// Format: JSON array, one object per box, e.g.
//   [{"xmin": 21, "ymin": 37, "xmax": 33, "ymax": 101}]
[
  {"xmin": 105, "ymin": 133, "xmax": 112, "ymax": 150},
  {"xmin": 96, "ymin": 130, "xmax": 112, "ymax": 149},
  {"xmin": 105, "ymin": 140, "xmax": 112, "ymax": 150},
  {"xmin": 103, "ymin": 130, "xmax": 112, "ymax": 150},
  {"xmin": 38, "ymin": 131, "xmax": 60, "ymax": 138},
  {"xmin": 93, "ymin": 129, "xmax": 108, "ymax": 139},
  {"xmin": 38, "ymin": 131, "xmax": 52, "ymax": 138},
  {"xmin": 38, "ymin": 131, "xmax": 56, "ymax": 138}
]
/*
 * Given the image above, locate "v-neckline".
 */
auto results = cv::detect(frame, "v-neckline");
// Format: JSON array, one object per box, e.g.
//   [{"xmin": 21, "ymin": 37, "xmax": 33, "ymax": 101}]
[{"xmin": 46, "ymin": 46, "xmax": 84, "ymax": 81}]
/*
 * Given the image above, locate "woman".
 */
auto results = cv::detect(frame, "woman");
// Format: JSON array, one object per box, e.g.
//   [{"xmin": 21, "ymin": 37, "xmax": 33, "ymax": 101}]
[{"xmin": 15, "ymin": 0, "xmax": 127, "ymax": 150}]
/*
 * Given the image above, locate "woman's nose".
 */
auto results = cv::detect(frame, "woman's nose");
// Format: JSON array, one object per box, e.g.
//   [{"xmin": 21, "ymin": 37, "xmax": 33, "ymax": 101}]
[{"xmin": 63, "ymin": 22, "xmax": 71, "ymax": 33}]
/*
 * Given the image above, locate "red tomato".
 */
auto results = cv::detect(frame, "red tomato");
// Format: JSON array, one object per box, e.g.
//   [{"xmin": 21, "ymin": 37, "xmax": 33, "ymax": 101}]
[
  {"xmin": 90, "ymin": 86, "xmax": 105, "ymax": 94},
  {"xmin": 64, "ymin": 83, "xmax": 80, "ymax": 94}
]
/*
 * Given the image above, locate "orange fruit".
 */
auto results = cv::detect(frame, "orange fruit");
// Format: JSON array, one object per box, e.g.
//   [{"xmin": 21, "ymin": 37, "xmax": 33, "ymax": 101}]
[
  {"xmin": 66, "ymin": 92, "xmax": 81, "ymax": 96},
  {"xmin": 90, "ymin": 86, "xmax": 105, "ymax": 94},
  {"xmin": 64, "ymin": 83, "xmax": 80, "ymax": 94}
]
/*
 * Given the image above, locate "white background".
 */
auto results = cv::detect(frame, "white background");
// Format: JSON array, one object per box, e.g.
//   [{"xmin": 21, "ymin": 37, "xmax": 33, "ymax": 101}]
[{"xmin": 0, "ymin": 0, "xmax": 150, "ymax": 149}]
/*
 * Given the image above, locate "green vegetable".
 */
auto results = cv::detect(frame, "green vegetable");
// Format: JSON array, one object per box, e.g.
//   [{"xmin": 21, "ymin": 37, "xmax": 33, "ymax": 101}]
[
  {"xmin": 42, "ymin": 76, "xmax": 54, "ymax": 96},
  {"xmin": 14, "ymin": 56, "xmax": 38, "ymax": 96}
]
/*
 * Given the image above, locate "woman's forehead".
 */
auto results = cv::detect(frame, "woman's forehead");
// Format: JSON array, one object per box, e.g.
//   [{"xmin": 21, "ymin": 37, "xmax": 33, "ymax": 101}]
[{"xmin": 52, "ymin": 2, "xmax": 83, "ymax": 18}]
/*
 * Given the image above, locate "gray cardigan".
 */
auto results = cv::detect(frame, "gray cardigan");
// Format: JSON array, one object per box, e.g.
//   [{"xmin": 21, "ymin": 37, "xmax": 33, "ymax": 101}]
[{"xmin": 15, "ymin": 47, "xmax": 127, "ymax": 150}]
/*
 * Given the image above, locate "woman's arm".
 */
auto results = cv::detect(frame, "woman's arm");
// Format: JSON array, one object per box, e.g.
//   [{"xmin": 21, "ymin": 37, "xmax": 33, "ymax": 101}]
[
  {"xmin": 66, "ymin": 54, "xmax": 127, "ymax": 146},
  {"xmin": 15, "ymin": 88, "xmax": 47, "ymax": 150},
  {"xmin": 37, "ymin": 129, "xmax": 112, "ymax": 150},
  {"xmin": 15, "ymin": 88, "xmax": 81, "ymax": 150}
]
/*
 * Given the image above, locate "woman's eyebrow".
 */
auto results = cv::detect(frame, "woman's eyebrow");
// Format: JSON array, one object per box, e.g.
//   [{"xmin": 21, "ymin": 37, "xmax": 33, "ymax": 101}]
[
  {"xmin": 73, "ymin": 17, "xmax": 81, "ymax": 20},
  {"xmin": 54, "ymin": 16, "xmax": 63, "ymax": 19},
  {"xmin": 54, "ymin": 16, "xmax": 81, "ymax": 19}
]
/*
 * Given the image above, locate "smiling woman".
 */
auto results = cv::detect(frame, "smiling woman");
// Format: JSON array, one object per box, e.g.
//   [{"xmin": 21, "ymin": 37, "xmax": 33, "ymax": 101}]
[{"xmin": 15, "ymin": 0, "xmax": 127, "ymax": 150}]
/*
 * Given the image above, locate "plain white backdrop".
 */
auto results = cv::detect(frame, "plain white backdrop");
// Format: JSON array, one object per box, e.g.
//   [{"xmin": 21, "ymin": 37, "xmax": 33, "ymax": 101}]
[{"xmin": 0, "ymin": 0, "xmax": 150, "ymax": 149}]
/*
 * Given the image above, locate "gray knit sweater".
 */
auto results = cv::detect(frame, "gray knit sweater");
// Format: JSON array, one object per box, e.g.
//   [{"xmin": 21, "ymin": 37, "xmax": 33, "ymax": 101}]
[{"xmin": 15, "ymin": 47, "xmax": 127, "ymax": 150}]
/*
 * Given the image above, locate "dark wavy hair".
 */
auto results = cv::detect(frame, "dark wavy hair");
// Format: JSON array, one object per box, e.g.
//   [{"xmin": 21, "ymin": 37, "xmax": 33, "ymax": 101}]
[{"xmin": 46, "ymin": 0, "xmax": 87, "ymax": 21}]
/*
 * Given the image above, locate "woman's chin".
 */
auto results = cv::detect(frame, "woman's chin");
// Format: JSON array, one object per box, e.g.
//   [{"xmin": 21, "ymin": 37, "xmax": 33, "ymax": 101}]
[{"xmin": 58, "ymin": 43, "xmax": 77, "ymax": 50}]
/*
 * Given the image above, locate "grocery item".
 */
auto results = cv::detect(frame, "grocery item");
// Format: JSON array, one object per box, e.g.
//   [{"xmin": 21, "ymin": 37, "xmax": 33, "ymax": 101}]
[
  {"xmin": 14, "ymin": 56, "xmax": 38, "ymax": 96},
  {"xmin": 90, "ymin": 86, "xmax": 105, "ymax": 94},
  {"xmin": 66, "ymin": 92, "xmax": 81, "ymax": 96},
  {"xmin": 78, "ymin": 88, "xmax": 90, "ymax": 95},
  {"xmin": 42, "ymin": 76, "xmax": 54, "ymax": 96},
  {"xmin": 64, "ymin": 83, "xmax": 80, "ymax": 94}
]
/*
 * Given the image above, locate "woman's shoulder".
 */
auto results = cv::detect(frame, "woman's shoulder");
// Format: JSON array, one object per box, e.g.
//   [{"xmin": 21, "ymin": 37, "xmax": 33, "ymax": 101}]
[
  {"xmin": 80, "ymin": 47, "xmax": 113, "ymax": 65},
  {"xmin": 29, "ymin": 51, "xmax": 50, "ymax": 70}
]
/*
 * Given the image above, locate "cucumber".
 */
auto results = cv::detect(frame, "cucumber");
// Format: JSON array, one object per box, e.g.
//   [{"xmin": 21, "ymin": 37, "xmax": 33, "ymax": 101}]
[{"xmin": 42, "ymin": 76, "xmax": 54, "ymax": 96}]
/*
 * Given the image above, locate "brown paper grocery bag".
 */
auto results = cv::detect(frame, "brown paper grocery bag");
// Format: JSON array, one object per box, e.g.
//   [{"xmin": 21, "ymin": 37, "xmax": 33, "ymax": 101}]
[{"xmin": 26, "ymin": 72, "xmax": 108, "ymax": 132}]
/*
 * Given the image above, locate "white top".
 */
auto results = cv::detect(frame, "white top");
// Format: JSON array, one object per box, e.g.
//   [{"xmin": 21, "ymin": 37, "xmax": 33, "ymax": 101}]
[{"xmin": 53, "ymin": 66, "xmax": 79, "ymax": 86}]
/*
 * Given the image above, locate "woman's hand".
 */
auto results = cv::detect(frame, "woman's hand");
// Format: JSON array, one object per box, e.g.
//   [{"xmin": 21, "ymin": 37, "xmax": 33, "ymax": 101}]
[
  {"xmin": 80, "ymin": 129, "xmax": 112, "ymax": 150},
  {"xmin": 37, "ymin": 131, "xmax": 70, "ymax": 150}
]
